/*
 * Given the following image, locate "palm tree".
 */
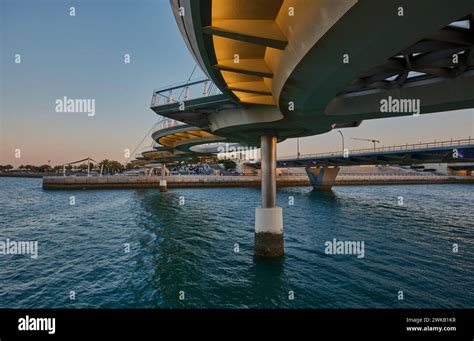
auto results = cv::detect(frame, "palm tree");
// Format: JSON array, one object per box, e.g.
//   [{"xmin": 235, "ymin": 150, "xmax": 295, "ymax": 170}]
[
  {"xmin": 53, "ymin": 165, "xmax": 63, "ymax": 174},
  {"xmin": 109, "ymin": 161, "xmax": 123, "ymax": 174},
  {"xmin": 38, "ymin": 164, "xmax": 52, "ymax": 173},
  {"xmin": 0, "ymin": 165, "xmax": 13, "ymax": 172}
]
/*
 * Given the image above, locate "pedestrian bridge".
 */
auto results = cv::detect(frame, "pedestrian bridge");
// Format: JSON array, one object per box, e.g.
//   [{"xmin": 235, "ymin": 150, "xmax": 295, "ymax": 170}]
[
  {"xmin": 272, "ymin": 138, "xmax": 474, "ymax": 167},
  {"xmin": 143, "ymin": 0, "xmax": 474, "ymax": 258},
  {"xmin": 257, "ymin": 138, "xmax": 474, "ymax": 192},
  {"xmin": 161, "ymin": 0, "xmax": 474, "ymax": 146}
]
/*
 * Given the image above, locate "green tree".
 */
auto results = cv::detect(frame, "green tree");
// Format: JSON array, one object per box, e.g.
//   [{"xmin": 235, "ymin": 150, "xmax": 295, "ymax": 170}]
[
  {"xmin": 0, "ymin": 165, "xmax": 13, "ymax": 172},
  {"xmin": 98, "ymin": 160, "xmax": 123, "ymax": 174},
  {"xmin": 53, "ymin": 165, "xmax": 63, "ymax": 174},
  {"xmin": 125, "ymin": 162, "xmax": 136, "ymax": 170},
  {"xmin": 99, "ymin": 159, "xmax": 111, "ymax": 174},
  {"xmin": 109, "ymin": 161, "xmax": 123, "ymax": 173},
  {"xmin": 38, "ymin": 164, "xmax": 52, "ymax": 173}
]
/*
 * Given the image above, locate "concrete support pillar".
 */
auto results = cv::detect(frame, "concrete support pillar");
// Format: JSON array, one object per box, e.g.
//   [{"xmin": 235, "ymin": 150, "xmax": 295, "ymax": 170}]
[
  {"xmin": 261, "ymin": 136, "xmax": 277, "ymax": 208},
  {"xmin": 305, "ymin": 166, "xmax": 340, "ymax": 190},
  {"xmin": 255, "ymin": 135, "xmax": 284, "ymax": 258},
  {"xmin": 160, "ymin": 163, "xmax": 167, "ymax": 192}
]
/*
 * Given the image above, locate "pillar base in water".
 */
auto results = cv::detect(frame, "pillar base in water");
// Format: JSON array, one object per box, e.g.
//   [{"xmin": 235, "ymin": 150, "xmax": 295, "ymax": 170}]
[
  {"xmin": 254, "ymin": 207, "xmax": 284, "ymax": 258},
  {"xmin": 159, "ymin": 180, "xmax": 167, "ymax": 192},
  {"xmin": 305, "ymin": 166, "xmax": 340, "ymax": 190},
  {"xmin": 311, "ymin": 184, "xmax": 334, "ymax": 190}
]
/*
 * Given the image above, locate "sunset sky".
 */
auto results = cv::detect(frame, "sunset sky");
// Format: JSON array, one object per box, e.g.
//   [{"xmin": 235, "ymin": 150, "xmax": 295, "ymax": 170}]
[{"xmin": 1, "ymin": 0, "xmax": 473, "ymax": 167}]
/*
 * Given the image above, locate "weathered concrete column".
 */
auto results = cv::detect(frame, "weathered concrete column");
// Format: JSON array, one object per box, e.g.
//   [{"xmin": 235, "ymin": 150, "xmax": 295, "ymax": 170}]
[
  {"xmin": 305, "ymin": 166, "xmax": 340, "ymax": 190},
  {"xmin": 255, "ymin": 135, "xmax": 284, "ymax": 258},
  {"xmin": 159, "ymin": 163, "xmax": 168, "ymax": 192}
]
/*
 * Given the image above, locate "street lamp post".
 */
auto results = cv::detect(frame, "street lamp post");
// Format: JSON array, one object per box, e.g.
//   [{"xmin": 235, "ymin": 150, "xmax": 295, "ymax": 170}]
[{"xmin": 338, "ymin": 130, "xmax": 345, "ymax": 153}]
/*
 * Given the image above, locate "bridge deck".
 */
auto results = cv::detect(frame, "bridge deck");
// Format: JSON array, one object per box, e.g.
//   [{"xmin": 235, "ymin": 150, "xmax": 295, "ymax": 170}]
[{"xmin": 271, "ymin": 140, "xmax": 474, "ymax": 167}]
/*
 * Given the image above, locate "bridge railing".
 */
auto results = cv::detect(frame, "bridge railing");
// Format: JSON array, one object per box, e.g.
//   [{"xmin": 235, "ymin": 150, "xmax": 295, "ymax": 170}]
[
  {"xmin": 278, "ymin": 137, "xmax": 473, "ymax": 160},
  {"xmin": 151, "ymin": 78, "xmax": 222, "ymax": 107},
  {"xmin": 279, "ymin": 173, "xmax": 446, "ymax": 178},
  {"xmin": 152, "ymin": 116, "xmax": 186, "ymax": 134}
]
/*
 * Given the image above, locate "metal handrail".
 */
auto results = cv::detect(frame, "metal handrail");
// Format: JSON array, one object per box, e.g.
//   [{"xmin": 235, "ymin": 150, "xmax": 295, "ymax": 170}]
[
  {"xmin": 152, "ymin": 116, "xmax": 186, "ymax": 134},
  {"xmin": 151, "ymin": 78, "xmax": 222, "ymax": 107},
  {"xmin": 278, "ymin": 137, "xmax": 473, "ymax": 160},
  {"xmin": 273, "ymin": 172, "xmax": 446, "ymax": 177}
]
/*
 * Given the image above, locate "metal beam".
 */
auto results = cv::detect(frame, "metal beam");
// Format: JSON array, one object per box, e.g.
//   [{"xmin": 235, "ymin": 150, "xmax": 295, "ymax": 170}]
[
  {"xmin": 426, "ymin": 27, "xmax": 473, "ymax": 46},
  {"xmin": 227, "ymin": 87, "xmax": 272, "ymax": 96},
  {"xmin": 213, "ymin": 62, "xmax": 273, "ymax": 78},
  {"xmin": 203, "ymin": 24, "xmax": 287, "ymax": 50}
]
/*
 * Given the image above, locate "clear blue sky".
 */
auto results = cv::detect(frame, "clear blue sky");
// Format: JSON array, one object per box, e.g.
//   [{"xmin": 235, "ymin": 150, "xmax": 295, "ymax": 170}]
[
  {"xmin": 1, "ymin": 0, "xmax": 473, "ymax": 166},
  {"xmin": 1, "ymin": 0, "xmax": 205, "ymax": 166}
]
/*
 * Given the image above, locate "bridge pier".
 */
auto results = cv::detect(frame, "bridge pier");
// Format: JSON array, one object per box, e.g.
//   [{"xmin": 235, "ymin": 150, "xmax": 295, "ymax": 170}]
[
  {"xmin": 159, "ymin": 163, "xmax": 168, "ymax": 192},
  {"xmin": 255, "ymin": 135, "xmax": 284, "ymax": 258},
  {"xmin": 305, "ymin": 166, "xmax": 340, "ymax": 190}
]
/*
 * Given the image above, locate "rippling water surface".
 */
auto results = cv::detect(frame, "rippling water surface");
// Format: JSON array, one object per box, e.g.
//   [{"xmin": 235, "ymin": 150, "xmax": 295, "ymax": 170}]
[{"xmin": 0, "ymin": 177, "xmax": 472, "ymax": 308}]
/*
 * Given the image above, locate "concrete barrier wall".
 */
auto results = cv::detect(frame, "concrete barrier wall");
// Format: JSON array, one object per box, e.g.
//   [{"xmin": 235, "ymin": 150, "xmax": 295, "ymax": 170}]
[
  {"xmin": 42, "ymin": 175, "xmax": 474, "ymax": 190},
  {"xmin": 42, "ymin": 175, "xmax": 306, "ymax": 189}
]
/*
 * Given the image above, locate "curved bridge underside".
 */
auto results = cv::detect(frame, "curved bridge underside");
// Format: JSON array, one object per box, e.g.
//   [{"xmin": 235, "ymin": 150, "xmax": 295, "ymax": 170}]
[
  {"xmin": 167, "ymin": 0, "xmax": 474, "ymax": 146},
  {"xmin": 142, "ymin": 124, "xmax": 234, "ymax": 163}
]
